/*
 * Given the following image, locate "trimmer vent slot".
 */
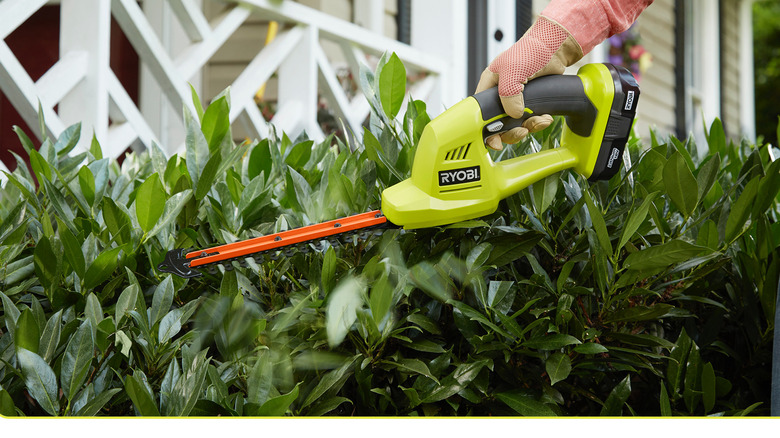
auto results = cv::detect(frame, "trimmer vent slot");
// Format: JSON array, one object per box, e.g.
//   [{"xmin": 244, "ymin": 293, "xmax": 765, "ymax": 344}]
[{"xmin": 445, "ymin": 143, "xmax": 471, "ymax": 161}]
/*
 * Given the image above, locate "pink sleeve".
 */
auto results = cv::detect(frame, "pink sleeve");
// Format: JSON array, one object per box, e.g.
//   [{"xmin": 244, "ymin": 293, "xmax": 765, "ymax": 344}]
[{"xmin": 541, "ymin": 0, "xmax": 654, "ymax": 55}]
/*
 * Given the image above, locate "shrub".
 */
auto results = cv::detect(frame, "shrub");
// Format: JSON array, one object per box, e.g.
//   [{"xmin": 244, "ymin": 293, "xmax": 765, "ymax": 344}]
[{"xmin": 0, "ymin": 54, "xmax": 778, "ymax": 416}]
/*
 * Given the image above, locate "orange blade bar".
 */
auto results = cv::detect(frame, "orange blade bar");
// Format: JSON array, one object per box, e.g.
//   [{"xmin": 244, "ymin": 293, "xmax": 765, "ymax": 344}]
[{"xmin": 187, "ymin": 210, "xmax": 386, "ymax": 268}]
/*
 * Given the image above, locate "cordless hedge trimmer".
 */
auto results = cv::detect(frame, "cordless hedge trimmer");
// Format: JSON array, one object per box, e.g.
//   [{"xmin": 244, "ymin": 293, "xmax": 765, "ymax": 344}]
[{"xmin": 158, "ymin": 63, "xmax": 639, "ymax": 278}]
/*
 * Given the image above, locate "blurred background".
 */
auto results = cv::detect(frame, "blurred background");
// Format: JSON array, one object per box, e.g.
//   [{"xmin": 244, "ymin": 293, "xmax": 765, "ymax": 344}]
[{"xmin": 0, "ymin": 0, "xmax": 778, "ymax": 174}]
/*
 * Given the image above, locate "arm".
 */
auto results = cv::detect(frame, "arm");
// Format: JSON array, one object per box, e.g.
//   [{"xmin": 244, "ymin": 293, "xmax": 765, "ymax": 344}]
[{"xmin": 476, "ymin": 0, "xmax": 654, "ymax": 150}]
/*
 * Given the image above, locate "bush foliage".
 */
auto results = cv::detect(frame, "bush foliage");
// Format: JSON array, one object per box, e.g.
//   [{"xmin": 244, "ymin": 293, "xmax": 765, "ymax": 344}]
[{"xmin": 1, "ymin": 54, "xmax": 779, "ymax": 416}]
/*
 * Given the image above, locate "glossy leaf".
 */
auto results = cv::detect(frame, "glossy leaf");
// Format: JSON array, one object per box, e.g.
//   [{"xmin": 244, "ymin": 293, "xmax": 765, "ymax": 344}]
[
  {"xmin": 135, "ymin": 173, "xmax": 166, "ymax": 233},
  {"xmin": 38, "ymin": 310, "xmax": 63, "ymax": 363},
  {"xmin": 725, "ymin": 176, "xmax": 759, "ymax": 243},
  {"xmin": 600, "ymin": 375, "xmax": 632, "ymax": 416},
  {"xmin": 377, "ymin": 52, "xmax": 406, "ymax": 119},
  {"xmin": 60, "ymin": 320, "xmax": 95, "ymax": 401},
  {"xmin": 125, "ymin": 371, "xmax": 160, "ymax": 416},
  {"xmin": 83, "ymin": 247, "xmax": 123, "ymax": 291},
  {"xmin": 326, "ymin": 277, "xmax": 364, "ymax": 347},
  {"xmin": 496, "ymin": 391, "xmax": 556, "ymax": 416},
  {"xmin": 151, "ymin": 275, "xmax": 175, "ymax": 327},
  {"xmin": 201, "ymin": 95, "xmax": 230, "ymax": 154},
  {"xmin": 14, "ymin": 309, "xmax": 40, "ymax": 354},
  {"xmin": 624, "ymin": 239, "xmax": 708, "ymax": 271},
  {"xmin": 18, "ymin": 348, "xmax": 59, "ymax": 416},
  {"xmin": 663, "ymin": 151, "xmax": 699, "ymax": 218},
  {"xmin": 254, "ymin": 383, "xmax": 300, "ymax": 416},
  {"xmin": 522, "ymin": 334, "xmax": 581, "ymax": 350},
  {"xmin": 546, "ymin": 353, "xmax": 571, "ymax": 386},
  {"xmin": 583, "ymin": 190, "xmax": 612, "ymax": 256},
  {"xmin": 616, "ymin": 192, "xmax": 658, "ymax": 254}
]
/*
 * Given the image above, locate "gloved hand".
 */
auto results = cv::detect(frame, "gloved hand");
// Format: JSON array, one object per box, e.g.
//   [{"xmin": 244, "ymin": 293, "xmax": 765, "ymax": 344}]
[{"xmin": 476, "ymin": 16, "xmax": 583, "ymax": 150}]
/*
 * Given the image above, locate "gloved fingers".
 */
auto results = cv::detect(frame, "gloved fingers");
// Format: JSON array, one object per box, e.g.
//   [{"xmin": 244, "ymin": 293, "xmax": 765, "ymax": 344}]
[
  {"xmin": 499, "ymin": 126, "xmax": 529, "ymax": 145},
  {"xmin": 499, "ymin": 94, "xmax": 526, "ymax": 119},
  {"xmin": 475, "ymin": 68, "xmax": 499, "ymax": 94},
  {"xmin": 486, "ymin": 134, "xmax": 504, "ymax": 151},
  {"xmin": 523, "ymin": 114, "xmax": 554, "ymax": 133}
]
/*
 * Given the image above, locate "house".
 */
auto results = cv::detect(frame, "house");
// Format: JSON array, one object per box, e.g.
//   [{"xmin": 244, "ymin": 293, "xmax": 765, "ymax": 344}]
[{"xmin": 0, "ymin": 0, "xmax": 758, "ymax": 175}]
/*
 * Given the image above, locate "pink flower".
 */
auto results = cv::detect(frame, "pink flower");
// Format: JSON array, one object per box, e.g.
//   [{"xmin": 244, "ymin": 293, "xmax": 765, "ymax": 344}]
[{"xmin": 629, "ymin": 44, "xmax": 646, "ymax": 60}]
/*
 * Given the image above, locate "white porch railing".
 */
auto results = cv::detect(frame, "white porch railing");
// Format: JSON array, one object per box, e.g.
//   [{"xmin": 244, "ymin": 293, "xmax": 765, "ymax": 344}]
[{"xmin": 0, "ymin": 0, "xmax": 448, "ymax": 162}]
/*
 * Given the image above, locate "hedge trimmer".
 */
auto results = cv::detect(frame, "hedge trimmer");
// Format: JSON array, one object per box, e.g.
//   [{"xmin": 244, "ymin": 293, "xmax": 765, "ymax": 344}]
[{"xmin": 158, "ymin": 63, "xmax": 639, "ymax": 278}]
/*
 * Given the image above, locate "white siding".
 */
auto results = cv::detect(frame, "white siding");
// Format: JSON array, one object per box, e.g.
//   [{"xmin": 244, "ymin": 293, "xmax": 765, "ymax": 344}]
[
  {"xmin": 633, "ymin": 0, "xmax": 677, "ymax": 138},
  {"xmin": 721, "ymin": 0, "xmax": 742, "ymax": 140}
]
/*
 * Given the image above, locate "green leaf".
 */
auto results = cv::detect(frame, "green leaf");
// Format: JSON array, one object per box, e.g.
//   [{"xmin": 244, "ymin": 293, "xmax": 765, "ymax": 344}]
[
  {"xmin": 39, "ymin": 310, "xmax": 63, "ymax": 363},
  {"xmin": 486, "ymin": 232, "xmax": 543, "ymax": 267},
  {"xmin": 532, "ymin": 173, "xmax": 559, "ymax": 214},
  {"xmin": 616, "ymin": 192, "xmax": 658, "ymax": 254},
  {"xmin": 545, "ymin": 353, "xmax": 571, "ymax": 386},
  {"xmin": 18, "ymin": 348, "xmax": 60, "ymax": 416},
  {"xmin": 60, "ymin": 320, "xmax": 95, "ymax": 401},
  {"xmin": 377, "ymin": 52, "xmax": 406, "ymax": 119},
  {"xmin": 696, "ymin": 220, "xmax": 720, "ymax": 250},
  {"xmin": 300, "ymin": 357, "xmax": 356, "ymax": 409},
  {"xmin": 29, "ymin": 149, "xmax": 52, "ymax": 183},
  {"xmin": 77, "ymin": 165, "xmax": 96, "ymax": 208},
  {"xmin": 53, "ymin": 123, "xmax": 81, "ymax": 156},
  {"xmin": 583, "ymin": 190, "xmax": 612, "ymax": 256},
  {"xmin": 168, "ymin": 349, "xmax": 210, "ymax": 416},
  {"xmin": 60, "ymin": 226, "xmax": 86, "ymax": 279},
  {"xmin": 369, "ymin": 274, "xmax": 394, "ymax": 327},
  {"xmin": 705, "ymin": 118, "xmax": 726, "ymax": 157},
  {"xmin": 0, "ymin": 389, "xmax": 17, "ymax": 416},
  {"xmin": 84, "ymin": 292, "xmax": 103, "ymax": 334},
  {"xmin": 522, "ymin": 334, "xmax": 581, "ymax": 350},
  {"xmin": 753, "ymin": 157, "xmax": 780, "ymax": 218},
  {"xmin": 34, "ymin": 235, "xmax": 59, "ymax": 288},
  {"xmin": 201, "ymin": 95, "xmax": 230, "ymax": 154},
  {"xmin": 158, "ymin": 308, "xmax": 184, "ymax": 344},
  {"xmin": 394, "ymin": 358, "xmax": 439, "ymax": 384},
  {"xmin": 135, "ymin": 173, "xmax": 167, "ymax": 233},
  {"xmin": 184, "ymin": 105, "xmax": 210, "ymax": 189},
  {"xmin": 604, "ymin": 304, "xmax": 675, "ymax": 322},
  {"xmin": 663, "ymin": 151, "xmax": 699, "ymax": 218},
  {"xmin": 660, "ymin": 383, "xmax": 672, "ymax": 416},
  {"xmin": 15, "ymin": 309, "xmax": 40, "ymax": 354},
  {"xmin": 321, "ymin": 246, "xmax": 337, "ymax": 295},
  {"xmin": 89, "ymin": 133, "xmax": 103, "ymax": 160},
  {"xmin": 326, "ymin": 277, "xmax": 364, "ymax": 347},
  {"xmin": 151, "ymin": 275, "xmax": 175, "ymax": 327},
  {"xmin": 83, "ymin": 247, "xmax": 123, "ymax": 291},
  {"xmin": 115, "ymin": 284, "xmax": 139, "ymax": 325},
  {"xmin": 190, "ymin": 84, "xmax": 205, "ymax": 121},
  {"xmin": 75, "ymin": 388, "xmax": 121, "ymax": 416},
  {"xmin": 667, "ymin": 328, "xmax": 692, "ymax": 396},
  {"xmin": 624, "ymin": 239, "xmax": 708, "ymax": 271},
  {"xmin": 255, "ymin": 383, "xmax": 300, "ymax": 416},
  {"xmin": 696, "ymin": 153, "xmax": 721, "ymax": 203},
  {"xmin": 725, "ymin": 176, "xmax": 760, "ymax": 243},
  {"xmin": 600, "ymin": 375, "xmax": 632, "ymax": 416},
  {"xmin": 146, "ymin": 190, "xmax": 193, "ymax": 241},
  {"xmin": 574, "ymin": 343, "xmax": 608, "ymax": 355},
  {"xmin": 102, "ymin": 197, "xmax": 132, "ymax": 246},
  {"xmin": 194, "ymin": 153, "xmax": 222, "ymax": 201},
  {"xmin": 701, "ymin": 362, "xmax": 716, "ymax": 414},
  {"xmin": 248, "ymin": 139, "xmax": 272, "ymax": 182},
  {"xmin": 124, "ymin": 371, "xmax": 160, "ymax": 416},
  {"xmin": 496, "ymin": 391, "xmax": 556, "ymax": 416}
]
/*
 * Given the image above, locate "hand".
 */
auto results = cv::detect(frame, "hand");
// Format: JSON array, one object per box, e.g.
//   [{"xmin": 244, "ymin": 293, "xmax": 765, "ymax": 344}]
[{"xmin": 475, "ymin": 16, "xmax": 583, "ymax": 150}]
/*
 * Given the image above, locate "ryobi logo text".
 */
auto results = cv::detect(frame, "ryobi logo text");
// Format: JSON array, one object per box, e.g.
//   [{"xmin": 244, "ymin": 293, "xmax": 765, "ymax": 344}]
[{"xmin": 439, "ymin": 166, "xmax": 481, "ymax": 186}]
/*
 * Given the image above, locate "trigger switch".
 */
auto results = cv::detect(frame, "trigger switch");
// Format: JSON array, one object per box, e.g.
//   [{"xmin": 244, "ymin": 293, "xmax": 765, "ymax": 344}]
[{"xmin": 486, "ymin": 121, "xmax": 504, "ymax": 133}]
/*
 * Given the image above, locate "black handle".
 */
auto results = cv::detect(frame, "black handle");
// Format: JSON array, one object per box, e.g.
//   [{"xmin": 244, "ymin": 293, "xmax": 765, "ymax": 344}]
[{"xmin": 473, "ymin": 75, "xmax": 598, "ymax": 140}]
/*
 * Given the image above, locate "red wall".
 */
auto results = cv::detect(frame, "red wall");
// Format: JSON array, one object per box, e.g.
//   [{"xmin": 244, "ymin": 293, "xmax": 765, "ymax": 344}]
[{"xmin": 0, "ymin": 5, "xmax": 139, "ymax": 172}]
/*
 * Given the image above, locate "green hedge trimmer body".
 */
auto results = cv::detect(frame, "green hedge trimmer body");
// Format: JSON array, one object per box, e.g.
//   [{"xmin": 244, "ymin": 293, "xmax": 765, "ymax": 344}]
[{"xmin": 158, "ymin": 63, "xmax": 639, "ymax": 278}]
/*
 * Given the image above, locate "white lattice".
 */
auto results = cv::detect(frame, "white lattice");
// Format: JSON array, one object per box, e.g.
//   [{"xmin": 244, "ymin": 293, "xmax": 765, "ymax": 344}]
[{"xmin": 0, "ymin": 0, "xmax": 447, "ymax": 163}]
